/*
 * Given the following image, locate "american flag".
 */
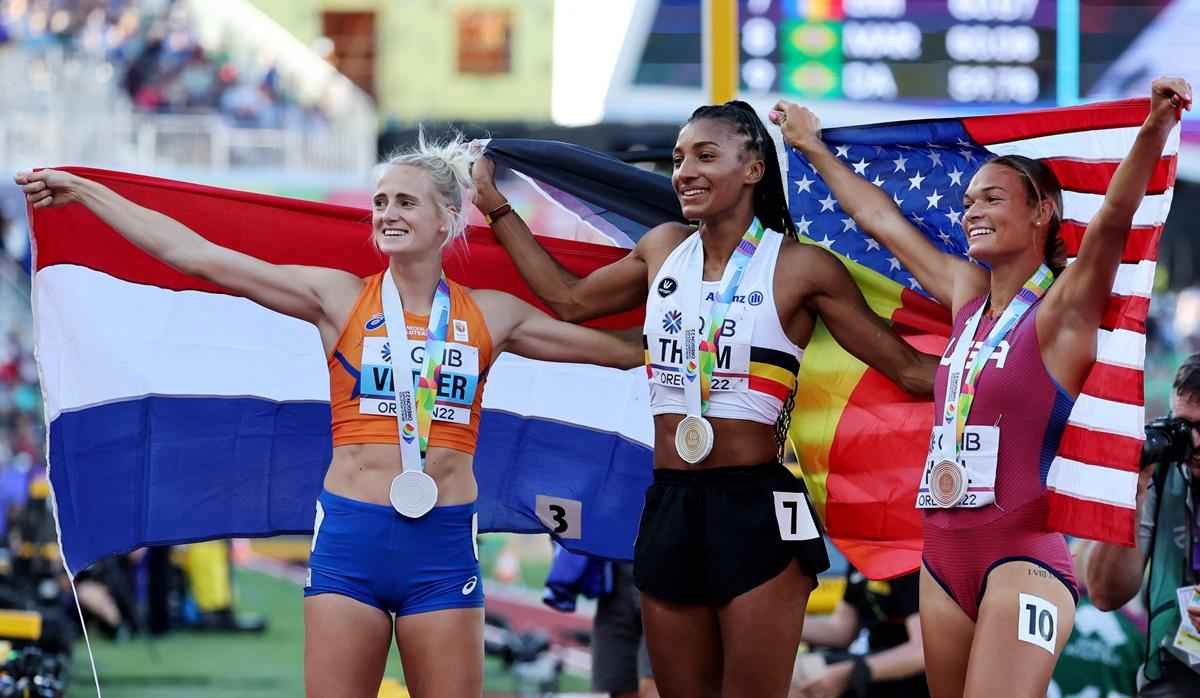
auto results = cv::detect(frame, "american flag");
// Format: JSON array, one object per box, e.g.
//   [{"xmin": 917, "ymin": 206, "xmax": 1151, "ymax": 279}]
[{"xmin": 788, "ymin": 99, "xmax": 1180, "ymax": 547}]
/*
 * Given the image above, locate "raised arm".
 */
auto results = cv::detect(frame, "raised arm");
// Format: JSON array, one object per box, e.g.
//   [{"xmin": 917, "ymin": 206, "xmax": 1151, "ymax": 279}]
[
  {"xmin": 471, "ymin": 289, "xmax": 643, "ymax": 369},
  {"xmin": 1043, "ymin": 78, "xmax": 1191, "ymax": 342},
  {"xmin": 15, "ymin": 169, "xmax": 360, "ymax": 348},
  {"xmin": 771, "ymin": 101, "xmax": 985, "ymax": 310},
  {"xmin": 469, "ymin": 152, "xmax": 659, "ymax": 323},
  {"xmin": 796, "ymin": 245, "xmax": 937, "ymax": 396}
]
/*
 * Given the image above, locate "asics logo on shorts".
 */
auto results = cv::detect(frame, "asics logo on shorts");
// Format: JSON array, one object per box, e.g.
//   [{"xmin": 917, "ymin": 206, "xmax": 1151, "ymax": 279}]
[{"xmin": 462, "ymin": 576, "xmax": 478, "ymax": 595}]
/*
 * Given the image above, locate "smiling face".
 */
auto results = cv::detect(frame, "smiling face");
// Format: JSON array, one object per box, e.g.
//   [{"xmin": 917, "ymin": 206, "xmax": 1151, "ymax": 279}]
[
  {"xmin": 671, "ymin": 118, "xmax": 763, "ymax": 221},
  {"xmin": 371, "ymin": 164, "xmax": 452, "ymax": 258},
  {"xmin": 961, "ymin": 162, "xmax": 1053, "ymax": 268}
]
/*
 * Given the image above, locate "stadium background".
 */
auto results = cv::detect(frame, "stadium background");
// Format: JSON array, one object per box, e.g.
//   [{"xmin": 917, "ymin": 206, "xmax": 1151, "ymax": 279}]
[{"xmin": 0, "ymin": 1, "xmax": 1196, "ymax": 695}]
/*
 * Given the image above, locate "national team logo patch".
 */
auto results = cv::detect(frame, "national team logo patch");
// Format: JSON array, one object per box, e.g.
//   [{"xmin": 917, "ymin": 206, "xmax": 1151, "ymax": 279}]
[
  {"xmin": 401, "ymin": 422, "xmax": 416, "ymax": 443},
  {"xmin": 748, "ymin": 291, "xmax": 764, "ymax": 306},
  {"xmin": 662, "ymin": 310, "xmax": 683, "ymax": 334},
  {"xmin": 365, "ymin": 313, "xmax": 385, "ymax": 331},
  {"xmin": 657, "ymin": 277, "xmax": 678, "ymax": 298},
  {"xmin": 453, "ymin": 319, "xmax": 469, "ymax": 342}
]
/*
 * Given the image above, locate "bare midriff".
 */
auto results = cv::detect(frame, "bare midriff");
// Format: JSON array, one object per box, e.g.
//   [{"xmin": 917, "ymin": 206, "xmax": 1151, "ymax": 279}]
[
  {"xmin": 652, "ymin": 414, "xmax": 779, "ymax": 470},
  {"xmin": 323, "ymin": 443, "xmax": 478, "ymax": 506}
]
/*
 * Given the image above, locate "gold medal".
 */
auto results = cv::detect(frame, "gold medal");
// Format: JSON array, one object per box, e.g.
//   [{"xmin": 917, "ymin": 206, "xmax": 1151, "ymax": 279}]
[{"xmin": 675, "ymin": 415, "xmax": 713, "ymax": 464}]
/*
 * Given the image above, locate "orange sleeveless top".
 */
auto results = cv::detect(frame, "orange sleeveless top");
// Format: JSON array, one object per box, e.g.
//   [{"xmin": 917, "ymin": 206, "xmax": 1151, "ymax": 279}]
[{"xmin": 328, "ymin": 273, "xmax": 493, "ymax": 453}]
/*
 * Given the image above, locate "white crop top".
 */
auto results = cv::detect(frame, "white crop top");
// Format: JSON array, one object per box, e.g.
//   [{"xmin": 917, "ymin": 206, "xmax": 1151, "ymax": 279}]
[{"xmin": 643, "ymin": 229, "xmax": 803, "ymax": 425}]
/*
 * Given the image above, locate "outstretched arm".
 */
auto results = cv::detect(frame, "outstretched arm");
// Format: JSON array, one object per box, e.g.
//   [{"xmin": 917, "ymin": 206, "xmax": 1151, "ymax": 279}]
[
  {"xmin": 1044, "ymin": 77, "xmax": 1191, "ymax": 338},
  {"xmin": 15, "ymin": 169, "xmax": 360, "ymax": 347},
  {"xmin": 771, "ymin": 102, "xmax": 986, "ymax": 312},
  {"xmin": 798, "ymin": 245, "xmax": 937, "ymax": 396},
  {"xmin": 471, "ymin": 289, "xmax": 643, "ymax": 369},
  {"xmin": 470, "ymin": 152, "xmax": 656, "ymax": 323}
]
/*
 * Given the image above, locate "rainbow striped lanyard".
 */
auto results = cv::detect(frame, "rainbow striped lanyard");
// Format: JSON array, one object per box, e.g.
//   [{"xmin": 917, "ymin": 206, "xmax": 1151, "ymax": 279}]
[
  {"xmin": 944, "ymin": 264, "xmax": 1053, "ymax": 452},
  {"xmin": 689, "ymin": 219, "xmax": 767, "ymax": 412},
  {"xmin": 381, "ymin": 271, "xmax": 451, "ymax": 469}
]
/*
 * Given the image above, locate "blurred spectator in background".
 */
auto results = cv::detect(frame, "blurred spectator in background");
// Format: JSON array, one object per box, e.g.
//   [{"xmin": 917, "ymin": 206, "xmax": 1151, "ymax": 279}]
[
  {"xmin": 0, "ymin": 0, "xmax": 325, "ymax": 129},
  {"xmin": 790, "ymin": 568, "xmax": 926, "ymax": 698}
]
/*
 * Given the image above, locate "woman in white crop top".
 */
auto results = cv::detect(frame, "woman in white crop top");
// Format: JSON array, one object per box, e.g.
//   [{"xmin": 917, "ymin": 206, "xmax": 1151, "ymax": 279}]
[{"xmin": 474, "ymin": 102, "xmax": 937, "ymax": 697}]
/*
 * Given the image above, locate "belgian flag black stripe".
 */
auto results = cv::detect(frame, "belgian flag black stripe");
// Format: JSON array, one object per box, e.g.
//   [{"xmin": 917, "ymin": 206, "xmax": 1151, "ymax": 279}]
[{"xmin": 750, "ymin": 346, "xmax": 800, "ymax": 373}]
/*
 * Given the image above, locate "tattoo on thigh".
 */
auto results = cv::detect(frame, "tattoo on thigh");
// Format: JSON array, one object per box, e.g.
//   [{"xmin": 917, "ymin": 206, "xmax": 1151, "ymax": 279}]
[{"xmin": 1026, "ymin": 567, "xmax": 1050, "ymax": 579}]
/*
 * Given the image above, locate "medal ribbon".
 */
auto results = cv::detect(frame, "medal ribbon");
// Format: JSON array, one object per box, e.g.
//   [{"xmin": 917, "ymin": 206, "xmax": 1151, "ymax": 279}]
[
  {"xmin": 692, "ymin": 219, "xmax": 766, "ymax": 412},
  {"xmin": 943, "ymin": 264, "xmax": 1053, "ymax": 454},
  {"xmin": 380, "ymin": 271, "xmax": 452, "ymax": 471}
]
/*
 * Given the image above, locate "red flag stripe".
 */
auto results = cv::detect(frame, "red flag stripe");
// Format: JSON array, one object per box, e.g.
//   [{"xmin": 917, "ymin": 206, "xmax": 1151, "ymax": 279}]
[
  {"xmin": 1045, "ymin": 157, "xmax": 1175, "ymax": 195},
  {"xmin": 1045, "ymin": 491, "xmax": 1135, "ymax": 547},
  {"xmin": 962, "ymin": 98, "xmax": 1149, "ymax": 145},
  {"xmin": 1059, "ymin": 222, "xmax": 1161, "ymax": 262},
  {"xmin": 1099, "ymin": 295, "xmax": 1151, "ymax": 333},
  {"xmin": 1081, "ymin": 362, "xmax": 1146, "ymax": 404},
  {"xmin": 1056, "ymin": 424, "xmax": 1143, "ymax": 468}
]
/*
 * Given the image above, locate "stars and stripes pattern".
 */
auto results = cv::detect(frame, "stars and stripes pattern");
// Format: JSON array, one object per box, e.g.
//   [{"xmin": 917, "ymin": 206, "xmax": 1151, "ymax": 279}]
[{"xmin": 788, "ymin": 99, "xmax": 1179, "ymax": 547}]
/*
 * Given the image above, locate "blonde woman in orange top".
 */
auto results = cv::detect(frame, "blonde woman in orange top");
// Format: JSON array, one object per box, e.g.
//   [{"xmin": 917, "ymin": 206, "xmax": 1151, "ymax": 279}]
[{"xmin": 15, "ymin": 134, "xmax": 643, "ymax": 698}]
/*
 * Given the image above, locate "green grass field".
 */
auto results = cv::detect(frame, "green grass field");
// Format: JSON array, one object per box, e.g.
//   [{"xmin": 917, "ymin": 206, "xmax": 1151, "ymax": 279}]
[{"xmin": 67, "ymin": 566, "xmax": 587, "ymax": 697}]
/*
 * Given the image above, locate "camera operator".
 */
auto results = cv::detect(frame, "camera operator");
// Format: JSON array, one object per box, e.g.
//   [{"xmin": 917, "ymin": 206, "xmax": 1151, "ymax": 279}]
[{"xmin": 1086, "ymin": 353, "xmax": 1200, "ymax": 696}]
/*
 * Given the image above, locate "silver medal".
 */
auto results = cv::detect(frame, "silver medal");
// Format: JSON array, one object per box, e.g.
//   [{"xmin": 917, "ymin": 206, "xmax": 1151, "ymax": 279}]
[
  {"xmin": 390, "ymin": 470, "xmax": 439, "ymax": 518},
  {"xmin": 675, "ymin": 415, "xmax": 714, "ymax": 464}
]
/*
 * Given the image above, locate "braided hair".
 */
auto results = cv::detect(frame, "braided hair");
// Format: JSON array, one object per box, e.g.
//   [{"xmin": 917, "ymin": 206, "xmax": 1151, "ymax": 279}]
[{"xmin": 687, "ymin": 101, "xmax": 796, "ymax": 238}]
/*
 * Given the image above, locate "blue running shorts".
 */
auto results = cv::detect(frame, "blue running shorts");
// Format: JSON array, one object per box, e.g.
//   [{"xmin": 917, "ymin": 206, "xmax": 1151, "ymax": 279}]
[{"xmin": 304, "ymin": 489, "xmax": 484, "ymax": 616}]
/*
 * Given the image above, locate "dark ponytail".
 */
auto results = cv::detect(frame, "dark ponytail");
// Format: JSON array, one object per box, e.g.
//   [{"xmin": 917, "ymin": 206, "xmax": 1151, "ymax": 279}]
[{"xmin": 687, "ymin": 101, "xmax": 796, "ymax": 238}]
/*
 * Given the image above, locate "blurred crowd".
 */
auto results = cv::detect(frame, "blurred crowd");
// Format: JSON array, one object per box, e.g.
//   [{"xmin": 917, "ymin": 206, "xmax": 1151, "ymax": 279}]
[{"xmin": 0, "ymin": 0, "xmax": 326, "ymax": 129}]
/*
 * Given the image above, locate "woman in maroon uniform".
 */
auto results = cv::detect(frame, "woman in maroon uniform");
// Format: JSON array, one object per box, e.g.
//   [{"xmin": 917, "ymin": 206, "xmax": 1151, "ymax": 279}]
[{"xmin": 772, "ymin": 77, "xmax": 1190, "ymax": 697}]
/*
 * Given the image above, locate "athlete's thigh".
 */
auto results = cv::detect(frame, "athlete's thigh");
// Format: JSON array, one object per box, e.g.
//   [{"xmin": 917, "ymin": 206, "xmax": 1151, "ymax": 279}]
[
  {"xmin": 919, "ymin": 563, "xmax": 975, "ymax": 698},
  {"xmin": 641, "ymin": 592, "xmax": 723, "ymax": 697},
  {"xmin": 965, "ymin": 560, "xmax": 1075, "ymax": 698},
  {"xmin": 716, "ymin": 558, "xmax": 813, "ymax": 698},
  {"xmin": 304, "ymin": 594, "xmax": 394, "ymax": 698},
  {"xmin": 394, "ymin": 607, "xmax": 485, "ymax": 698}
]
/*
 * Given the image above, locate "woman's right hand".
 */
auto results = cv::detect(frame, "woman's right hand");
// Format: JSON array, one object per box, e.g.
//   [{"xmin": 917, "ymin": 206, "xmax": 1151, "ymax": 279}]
[
  {"xmin": 14, "ymin": 169, "xmax": 82, "ymax": 209},
  {"xmin": 770, "ymin": 100, "xmax": 824, "ymax": 154},
  {"xmin": 467, "ymin": 141, "xmax": 505, "ymax": 210}
]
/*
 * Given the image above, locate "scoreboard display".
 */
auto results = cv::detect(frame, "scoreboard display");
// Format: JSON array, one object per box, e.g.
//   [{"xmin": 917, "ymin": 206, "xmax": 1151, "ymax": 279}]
[{"xmin": 739, "ymin": 0, "xmax": 1058, "ymax": 104}]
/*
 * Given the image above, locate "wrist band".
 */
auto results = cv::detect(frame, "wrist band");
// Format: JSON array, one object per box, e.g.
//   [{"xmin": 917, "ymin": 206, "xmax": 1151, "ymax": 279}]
[
  {"xmin": 850, "ymin": 656, "xmax": 872, "ymax": 698},
  {"xmin": 484, "ymin": 201, "xmax": 513, "ymax": 225}
]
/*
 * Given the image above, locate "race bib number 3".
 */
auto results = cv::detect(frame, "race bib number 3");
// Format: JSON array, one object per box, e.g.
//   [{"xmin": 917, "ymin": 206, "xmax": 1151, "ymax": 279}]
[
  {"xmin": 359, "ymin": 337, "xmax": 480, "ymax": 424},
  {"xmin": 535, "ymin": 495, "xmax": 582, "ymax": 539}
]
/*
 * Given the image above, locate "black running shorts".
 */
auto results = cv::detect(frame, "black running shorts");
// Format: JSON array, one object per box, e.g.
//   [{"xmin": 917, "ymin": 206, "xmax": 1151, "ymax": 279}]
[{"xmin": 633, "ymin": 461, "xmax": 829, "ymax": 605}]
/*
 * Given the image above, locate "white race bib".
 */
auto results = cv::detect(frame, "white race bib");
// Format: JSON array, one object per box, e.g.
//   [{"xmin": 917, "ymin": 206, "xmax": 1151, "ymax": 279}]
[
  {"xmin": 359, "ymin": 336, "xmax": 479, "ymax": 424},
  {"xmin": 645, "ymin": 306, "xmax": 753, "ymax": 394},
  {"xmin": 916, "ymin": 425, "xmax": 999, "ymax": 509}
]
